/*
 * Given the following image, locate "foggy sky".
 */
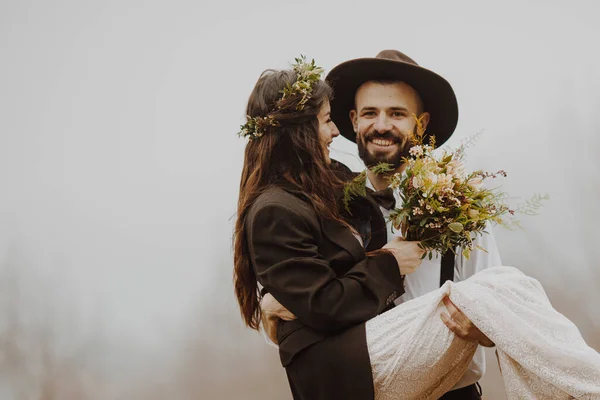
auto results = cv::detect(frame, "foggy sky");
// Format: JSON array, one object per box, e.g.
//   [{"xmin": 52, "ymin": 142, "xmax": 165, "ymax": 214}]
[{"xmin": 1, "ymin": 0, "xmax": 599, "ymax": 398}]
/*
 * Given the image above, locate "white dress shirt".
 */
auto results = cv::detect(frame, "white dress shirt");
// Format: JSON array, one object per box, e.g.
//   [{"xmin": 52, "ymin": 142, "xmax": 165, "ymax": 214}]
[{"xmin": 366, "ymin": 176, "xmax": 502, "ymax": 390}]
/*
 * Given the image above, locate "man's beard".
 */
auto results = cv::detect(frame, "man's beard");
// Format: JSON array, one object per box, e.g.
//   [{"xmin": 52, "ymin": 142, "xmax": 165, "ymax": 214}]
[{"xmin": 357, "ymin": 131, "xmax": 411, "ymax": 169}]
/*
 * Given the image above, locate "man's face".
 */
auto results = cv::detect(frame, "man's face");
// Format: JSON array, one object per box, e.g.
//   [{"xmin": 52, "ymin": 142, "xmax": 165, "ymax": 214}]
[{"xmin": 350, "ymin": 81, "xmax": 429, "ymax": 168}]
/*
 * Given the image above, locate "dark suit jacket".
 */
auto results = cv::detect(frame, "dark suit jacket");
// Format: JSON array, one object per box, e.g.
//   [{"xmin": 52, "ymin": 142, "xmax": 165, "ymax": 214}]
[{"xmin": 245, "ymin": 183, "xmax": 405, "ymax": 400}]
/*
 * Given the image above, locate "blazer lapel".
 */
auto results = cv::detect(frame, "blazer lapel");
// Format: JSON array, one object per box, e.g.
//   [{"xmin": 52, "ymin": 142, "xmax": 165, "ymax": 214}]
[
  {"xmin": 340, "ymin": 169, "xmax": 389, "ymax": 251},
  {"xmin": 364, "ymin": 187, "xmax": 389, "ymax": 251},
  {"xmin": 320, "ymin": 218, "xmax": 365, "ymax": 263},
  {"xmin": 276, "ymin": 177, "xmax": 366, "ymax": 262}
]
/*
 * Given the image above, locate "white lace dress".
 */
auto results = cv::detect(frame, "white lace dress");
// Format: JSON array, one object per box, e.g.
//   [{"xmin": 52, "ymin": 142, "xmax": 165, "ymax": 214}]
[{"xmin": 365, "ymin": 266, "xmax": 600, "ymax": 399}]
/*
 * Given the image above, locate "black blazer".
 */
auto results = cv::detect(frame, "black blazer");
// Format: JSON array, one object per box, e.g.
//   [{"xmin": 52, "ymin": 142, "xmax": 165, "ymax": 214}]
[{"xmin": 245, "ymin": 184, "xmax": 404, "ymax": 399}]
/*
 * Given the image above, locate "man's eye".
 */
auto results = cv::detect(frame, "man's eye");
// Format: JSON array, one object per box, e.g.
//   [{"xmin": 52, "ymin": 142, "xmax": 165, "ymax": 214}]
[
  {"xmin": 392, "ymin": 112, "xmax": 405, "ymax": 117},
  {"xmin": 362, "ymin": 112, "xmax": 376, "ymax": 117},
  {"xmin": 326, "ymin": 118, "xmax": 332, "ymax": 123}
]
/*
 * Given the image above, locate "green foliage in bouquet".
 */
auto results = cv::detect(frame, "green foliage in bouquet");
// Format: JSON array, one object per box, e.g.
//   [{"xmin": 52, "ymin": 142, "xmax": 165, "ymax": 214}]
[
  {"xmin": 386, "ymin": 115, "xmax": 548, "ymax": 260},
  {"xmin": 342, "ymin": 163, "xmax": 395, "ymax": 215},
  {"xmin": 342, "ymin": 170, "xmax": 367, "ymax": 215}
]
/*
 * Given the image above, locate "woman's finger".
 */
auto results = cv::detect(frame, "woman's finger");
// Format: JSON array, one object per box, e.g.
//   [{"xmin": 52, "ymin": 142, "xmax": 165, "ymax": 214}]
[
  {"xmin": 442, "ymin": 296, "xmax": 468, "ymax": 327},
  {"xmin": 279, "ymin": 310, "xmax": 297, "ymax": 321},
  {"xmin": 441, "ymin": 312, "xmax": 465, "ymax": 338}
]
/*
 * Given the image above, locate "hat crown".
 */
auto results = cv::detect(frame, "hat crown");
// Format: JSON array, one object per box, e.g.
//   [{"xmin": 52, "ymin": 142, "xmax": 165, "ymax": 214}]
[{"xmin": 375, "ymin": 49, "xmax": 419, "ymax": 66}]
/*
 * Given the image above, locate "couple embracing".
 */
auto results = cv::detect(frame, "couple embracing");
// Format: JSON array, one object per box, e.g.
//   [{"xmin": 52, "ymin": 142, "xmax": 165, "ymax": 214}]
[{"xmin": 233, "ymin": 50, "xmax": 600, "ymax": 399}]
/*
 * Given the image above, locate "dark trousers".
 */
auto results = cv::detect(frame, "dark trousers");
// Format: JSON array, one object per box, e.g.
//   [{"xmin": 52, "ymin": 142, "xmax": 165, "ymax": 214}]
[{"xmin": 438, "ymin": 383, "xmax": 482, "ymax": 399}]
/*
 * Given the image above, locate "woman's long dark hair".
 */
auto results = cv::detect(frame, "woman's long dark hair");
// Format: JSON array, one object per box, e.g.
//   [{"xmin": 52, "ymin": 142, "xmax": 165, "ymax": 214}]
[{"xmin": 233, "ymin": 68, "xmax": 344, "ymax": 329}]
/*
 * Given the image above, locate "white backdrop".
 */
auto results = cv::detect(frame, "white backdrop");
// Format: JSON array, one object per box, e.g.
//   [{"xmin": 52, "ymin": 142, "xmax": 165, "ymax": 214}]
[{"xmin": 1, "ymin": 0, "xmax": 598, "ymax": 398}]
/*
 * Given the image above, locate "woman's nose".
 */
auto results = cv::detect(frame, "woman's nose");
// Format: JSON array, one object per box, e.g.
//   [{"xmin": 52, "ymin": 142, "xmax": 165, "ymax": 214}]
[{"xmin": 331, "ymin": 122, "xmax": 340, "ymax": 138}]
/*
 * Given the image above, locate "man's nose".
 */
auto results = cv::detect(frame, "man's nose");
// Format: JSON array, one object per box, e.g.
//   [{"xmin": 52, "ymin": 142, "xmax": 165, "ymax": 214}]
[{"xmin": 373, "ymin": 113, "xmax": 391, "ymax": 133}]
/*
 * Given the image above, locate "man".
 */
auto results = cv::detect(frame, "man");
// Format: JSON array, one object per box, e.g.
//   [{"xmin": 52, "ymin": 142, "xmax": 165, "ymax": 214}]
[
  {"xmin": 327, "ymin": 49, "xmax": 502, "ymax": 399},
  {"xmin": 262, "ymin": 50, "xmax": 500, "ymax": 399}
]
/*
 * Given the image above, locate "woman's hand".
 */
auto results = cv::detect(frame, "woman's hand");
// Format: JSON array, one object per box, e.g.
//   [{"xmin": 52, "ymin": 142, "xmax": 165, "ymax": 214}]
[
  {"xmin": 382, "ymin": 237, "xmax": 425, "ymax": 276},
  {"xmin": 441, "ymin": 296, "xmax": 495, "ymax": 347}
]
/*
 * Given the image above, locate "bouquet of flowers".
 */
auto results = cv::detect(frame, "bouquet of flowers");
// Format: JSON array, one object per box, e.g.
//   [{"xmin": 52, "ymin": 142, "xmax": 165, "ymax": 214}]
[{"xmin": 385, "ymin": 116, "xmax": 547, "ymax": 260}]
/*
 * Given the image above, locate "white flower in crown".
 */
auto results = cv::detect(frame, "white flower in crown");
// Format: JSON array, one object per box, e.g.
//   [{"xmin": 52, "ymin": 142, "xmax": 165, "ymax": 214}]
[
  {"xmin": 281, "ymin": 55, "xmax": 324, "ymax": 111},
  {"xmin": 238, "ymin": 55, "xmax": 323, "ymax": 140}
]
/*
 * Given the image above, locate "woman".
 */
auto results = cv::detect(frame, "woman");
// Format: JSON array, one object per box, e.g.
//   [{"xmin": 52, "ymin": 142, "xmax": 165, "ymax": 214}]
[{"xmin": 233, "ymin": 58, "xmax": 600, "ymax": 400}]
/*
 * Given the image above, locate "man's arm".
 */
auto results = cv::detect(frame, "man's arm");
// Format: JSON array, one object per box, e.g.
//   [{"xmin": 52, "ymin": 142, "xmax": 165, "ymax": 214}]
[{"xmin": 260, "ymin": 293, "xmax": 296, "ymax": 344}]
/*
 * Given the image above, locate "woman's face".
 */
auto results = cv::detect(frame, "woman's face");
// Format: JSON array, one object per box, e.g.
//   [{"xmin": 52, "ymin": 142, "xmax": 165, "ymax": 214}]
[{"xmin": 317, "ymin": 99, "xmax": 340, "ymax": 164}]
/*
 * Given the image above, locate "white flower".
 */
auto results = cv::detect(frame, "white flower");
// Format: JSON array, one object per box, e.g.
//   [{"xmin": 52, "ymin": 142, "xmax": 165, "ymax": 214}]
[
  {"xmin": 422, "ymin": 157, "xmax": 436, "ymax": 167},
  {"xmin": 425, "ymin": 172, "xmax": 438, "ymax": 186},
  {"xmin": 446, "ymin": 160, "xmax": 465, "ymax": 178},
  {"xmin": 468, "ymin": 177, "xmax": 483, "ymax": 188},
  {"xmin": 468, "ymin": 209, "xmax": 480, "ymax": 219},
  {"xmin": 409, "ymin": 145, "xmax": 423, "ymax": 157},
  {"xmin": 412, "ymin": 176, "xmax": 424, "ymax": 189},
  {"xmin": 437, "ymin": 173, "xmax": 454, "ymax": 188}
]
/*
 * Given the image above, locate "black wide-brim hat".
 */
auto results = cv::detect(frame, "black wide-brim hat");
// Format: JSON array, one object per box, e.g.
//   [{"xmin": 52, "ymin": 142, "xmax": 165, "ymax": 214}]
[{"xmin": 326, "ymin": 49, "xmax": 459, "ymax": 146}]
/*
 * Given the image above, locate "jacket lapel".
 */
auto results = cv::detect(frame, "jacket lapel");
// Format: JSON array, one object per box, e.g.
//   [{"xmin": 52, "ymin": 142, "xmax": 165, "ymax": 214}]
[
  {"xmin": 276, "ymin": 176, "xmax": 367, "ymax": 262},
  {"xmin": 340, "ymin": 169, "xmax": 389, "ymax": 251},
  {"xmin": 320, "ymin": 217, "xmax": 365, "ymax": 263},
  {"xmin": 364, "ymin": 187, "xmax": 389, "ymax": 251}
]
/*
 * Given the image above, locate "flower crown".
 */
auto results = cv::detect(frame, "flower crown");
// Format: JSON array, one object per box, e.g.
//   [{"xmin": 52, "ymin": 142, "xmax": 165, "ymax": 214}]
[{"xmin": 239, "ymin": 55, "xmax": 324, "ymax": 140}]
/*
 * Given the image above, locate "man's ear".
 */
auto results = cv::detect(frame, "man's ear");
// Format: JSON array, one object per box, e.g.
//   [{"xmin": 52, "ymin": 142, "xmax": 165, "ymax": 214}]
[
  {"xmin": 349, "ymin": 109, "xmax": 358, "ymax": 132},
  {"xmin": 419, "ymin": 112, "xmax": 431, "ymax": 131}
]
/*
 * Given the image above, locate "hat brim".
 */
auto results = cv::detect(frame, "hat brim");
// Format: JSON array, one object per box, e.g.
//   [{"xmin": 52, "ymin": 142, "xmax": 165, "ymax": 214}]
[{"xmin": 326, "ymin": 58, "xmax": 459, "ymax": 146}]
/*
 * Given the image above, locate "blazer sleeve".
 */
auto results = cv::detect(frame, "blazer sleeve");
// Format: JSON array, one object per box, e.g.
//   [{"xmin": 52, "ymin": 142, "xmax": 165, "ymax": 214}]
[{"xmin": 247, "ymin": 200, "xmax": 404, "ymax": 333}]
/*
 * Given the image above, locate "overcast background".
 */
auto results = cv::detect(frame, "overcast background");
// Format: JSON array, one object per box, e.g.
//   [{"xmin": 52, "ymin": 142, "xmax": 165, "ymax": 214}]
[{"xmin": 1, "ymin": 0, "xmax": 599, "ymax": 398}]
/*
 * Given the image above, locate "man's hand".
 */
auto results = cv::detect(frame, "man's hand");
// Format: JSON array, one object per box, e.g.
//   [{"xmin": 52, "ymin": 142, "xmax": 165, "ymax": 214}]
[
  {"xmin": 440, "ymin": 296, "xmax": 495, "ymax": 347},
  {"xmin": 260, "ymin": 293, "xmax": 297, "ymax": 344}
]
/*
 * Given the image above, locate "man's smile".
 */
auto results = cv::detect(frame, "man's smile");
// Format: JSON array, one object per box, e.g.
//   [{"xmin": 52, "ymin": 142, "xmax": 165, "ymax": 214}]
[
  {"xmin": 370, "ymin": 138, "xmax": 396, "ymax": 147},
  {"xmin": 366, "ymin": 135, "xmax": 401, "ymax": 152}
]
